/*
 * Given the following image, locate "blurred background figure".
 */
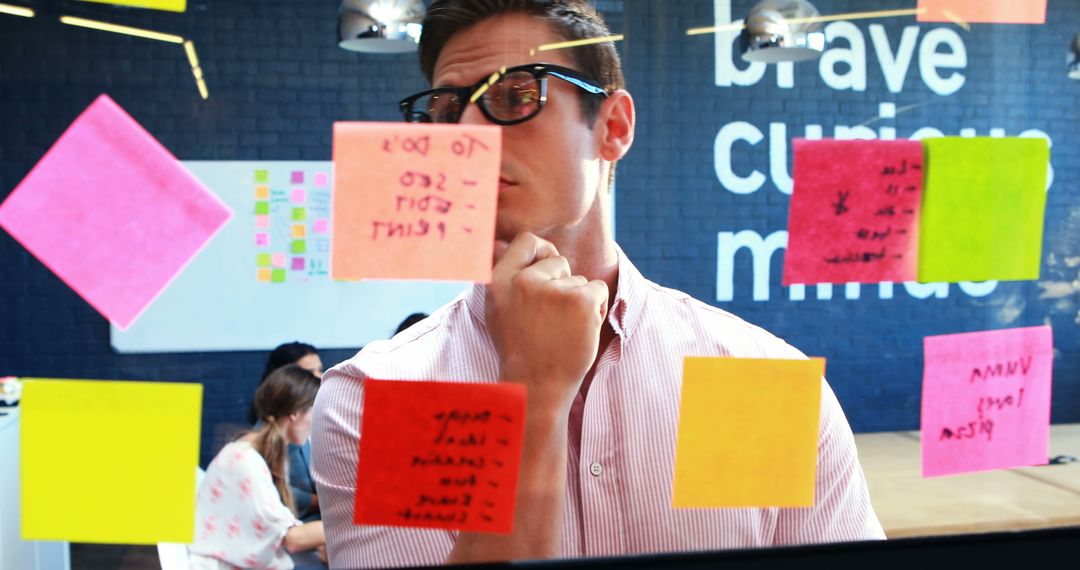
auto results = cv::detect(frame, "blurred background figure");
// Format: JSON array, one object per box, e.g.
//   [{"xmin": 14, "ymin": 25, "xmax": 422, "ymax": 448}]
[
  {"xmin": 393, "ymin": 313, "xmax": 429, "ymax": 336},
  {"xmin": 190, "ymin": 364, "xmax": 326, "ymax": 568},
  {"xmin": 250, "ymin": 341, "xmax": 323, "ymax": 522}
]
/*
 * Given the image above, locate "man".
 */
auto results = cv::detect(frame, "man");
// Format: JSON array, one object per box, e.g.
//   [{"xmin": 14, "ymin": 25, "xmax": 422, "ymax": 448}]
[{"xmin": 311, "ymin": 1, "xmax": 884, "ymax": 566}]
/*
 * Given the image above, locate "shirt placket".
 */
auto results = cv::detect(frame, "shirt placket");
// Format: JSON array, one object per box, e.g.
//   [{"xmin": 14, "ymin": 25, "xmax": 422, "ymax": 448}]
[{"xmin": 577, "ymin": 342, "xmax": 625, "ymax": 557}]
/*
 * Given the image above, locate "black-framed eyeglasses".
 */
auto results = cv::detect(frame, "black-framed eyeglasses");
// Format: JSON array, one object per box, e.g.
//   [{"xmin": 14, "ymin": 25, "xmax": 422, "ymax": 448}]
[{"xmin": 399, "ymin": 63, "xmax": 608, "ymax": 126}]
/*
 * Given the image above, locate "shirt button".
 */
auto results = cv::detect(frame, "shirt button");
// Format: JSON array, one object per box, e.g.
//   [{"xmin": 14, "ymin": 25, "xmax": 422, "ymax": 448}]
[{"xmin": 589, "ymin": 462, "xmax": 603, "ymax": 477}]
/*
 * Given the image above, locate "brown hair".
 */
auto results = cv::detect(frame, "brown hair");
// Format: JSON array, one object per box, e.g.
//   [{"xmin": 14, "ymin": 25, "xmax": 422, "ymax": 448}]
[
  {"xmin": 250, "ymin": 363, "xmax": 320, "ymax": 514},
  {"xmin": 418, "ymin": 0, "xmax": 624, "ymax": 125}
]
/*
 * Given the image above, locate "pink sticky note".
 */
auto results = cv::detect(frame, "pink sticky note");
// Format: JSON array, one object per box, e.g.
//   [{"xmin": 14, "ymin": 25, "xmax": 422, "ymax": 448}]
[
  {"xmin": 271, "ymin": 252, "xmax": 286, "ymax": 268},
  {"xmin": 255, "ymin": 232, "xmax": 269, "ymax": 246},
  {"xmin": 255, "ymin": 215, "xmax": 270, "ymax": 229},
  {"xmin": 783, "ymin": 139, "xmax": 923, "ymax": 286},
  {"xmin": 291, "ymin": 188, "xmax": 306, "ymax": 203},
  {"xmin": 0, "ymin": 95, "xmax": 232, "ymax": 330},
  {"xmin": 313, "ymin": 219, "xmax": 328, "ymax": 234},
  {"xmin": 291, "ymin": 171, "xmax": 304, "ymax": 184},
  {"xmin": 291, "ymin": 257, "xmax": 305, "ymax": 271},
  {"xmin": 332, "ymin": 122, "xmax": 501, "ymax": 282},
  {"xmin": 921, "ymin": 325, "xmax": 1053, "ymax": 478},
  {"xmin": 314, "ymin": 172, "xmax": 329, "ymax": 187}
]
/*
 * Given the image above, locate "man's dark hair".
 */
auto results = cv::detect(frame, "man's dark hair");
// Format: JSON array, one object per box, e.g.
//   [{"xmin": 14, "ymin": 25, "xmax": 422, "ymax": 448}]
[{"xmin": 418, "ymin": 0, "xmax": 624, "ymax": 125}]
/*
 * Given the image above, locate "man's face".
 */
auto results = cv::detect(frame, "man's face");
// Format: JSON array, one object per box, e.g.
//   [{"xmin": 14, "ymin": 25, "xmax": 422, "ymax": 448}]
[{"xmin": 432, "ymin": 13, "xmax": 605, "ymax": 243}]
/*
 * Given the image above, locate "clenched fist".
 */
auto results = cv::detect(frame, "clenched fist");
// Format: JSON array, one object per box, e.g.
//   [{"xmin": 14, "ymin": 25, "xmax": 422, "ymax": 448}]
[{"xmin": 485, "ymin": 233, "xmax": 609, "ymax": 413}]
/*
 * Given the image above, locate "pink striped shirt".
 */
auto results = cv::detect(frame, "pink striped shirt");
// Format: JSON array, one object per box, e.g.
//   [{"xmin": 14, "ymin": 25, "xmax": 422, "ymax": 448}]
[{"xmin": 311, "ymin": 247, "xmax": 884, "ymax": 568}]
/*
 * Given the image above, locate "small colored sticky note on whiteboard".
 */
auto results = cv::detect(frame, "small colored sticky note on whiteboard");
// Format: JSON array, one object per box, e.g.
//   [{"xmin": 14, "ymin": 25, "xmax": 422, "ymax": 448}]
[
  {"xmin": 917, "ymin": 0, "xmax": 1046, "ymax": 24},
  {"xmin": 673, "ymin": 357, "xmax": 822, "ymax": 508},
  {"xmin": 332, "ymin": 122, "xmax": 501, "ymax": 282},
  {"xmin": 783, "ymin": 139, "xmax": 922, "ymax": 285},
  {"xmin": 355, "ymin": 380, "xmax": 526, "ymax": 533},
  {"xmin": 918, "ymin": 137, "xmax": 1048, "ymax": 283},
  {"xmin": 0, "ymin": 95, "xmax": 232, "ymax": 330},
  {"xmin": 921, "ymin": 326, "xmax": 1053, "ymax": 478},
  {"xmin": 21, "ymin": 379, "xmax": 202, "ymax": 543}
]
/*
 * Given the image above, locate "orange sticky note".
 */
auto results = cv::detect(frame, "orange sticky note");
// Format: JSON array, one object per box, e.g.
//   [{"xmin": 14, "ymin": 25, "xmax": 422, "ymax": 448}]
[
  {"xmin": 332, "ymin": 123, "xmax": 501, "ymax": 282},
  {"xmin": 354, "ymin": 380, "xmax": 526, "ymax": 533},
  {"xmin": 917, "ymin": 0, "xmax": 1046, "ymax": 24},
  {"xmin": 673, "ymin": 357, "xmax": 823, "ymax": 508}
]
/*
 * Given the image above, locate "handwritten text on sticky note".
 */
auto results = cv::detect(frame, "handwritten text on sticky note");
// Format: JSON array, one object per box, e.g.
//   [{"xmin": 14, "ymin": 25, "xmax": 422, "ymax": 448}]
[
  {"xmin": 784, "ymin": 139, "xmax": 922, "ymax": 285},
  {"xmin": 673, "ymin": 357, "xmax": 823, "ymax": 508},
  {"xmin": 354, "ymin": 380, "xmax": 526, "ymax": 533},
  {"xmin": 332, "ymin": 123, "xmax": 501, "ymax": 282},
  {"xmin": 921, "ymin": 326, "xmax": 1053, "ymax": 477},
  {"xmin": 917, "ymin": 0, "xmax": 1046, "ymax": 24},
  {"xmin": 21, "ymin": 379, "xmax": 203, "ymax": 543}
]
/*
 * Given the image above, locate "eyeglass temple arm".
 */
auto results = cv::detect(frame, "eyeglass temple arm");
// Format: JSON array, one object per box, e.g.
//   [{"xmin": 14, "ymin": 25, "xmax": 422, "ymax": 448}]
[{"xmin": 547, "ymin": 71, "xmax": 608, "ymax": 96}]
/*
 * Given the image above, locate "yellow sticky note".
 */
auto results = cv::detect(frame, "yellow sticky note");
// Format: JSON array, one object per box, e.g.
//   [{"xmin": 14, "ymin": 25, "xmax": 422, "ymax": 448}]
[
  {"xmin": 673, "ymin": 357, "xmax": 823, "ymax": 508},
  {"xmin": 79, "ymin": 0, "xmax": 187, "ymax": 13},
  {"xmin": 291, "ymin": 224, "xmax": 306, "ymax": 238},
  {"xmin": 255, "ymin": 185, "xmax": 270, "ymax": 200},
  {"xmin": 21, "ymin": 379, "xmax": 202, "ymax": 543}
]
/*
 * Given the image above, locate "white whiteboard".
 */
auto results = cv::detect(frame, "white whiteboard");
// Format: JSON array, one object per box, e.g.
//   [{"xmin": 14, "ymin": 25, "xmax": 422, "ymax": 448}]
[{"xmin": 110, "ymin": 161, "xmax": 469, "ymax": 353}]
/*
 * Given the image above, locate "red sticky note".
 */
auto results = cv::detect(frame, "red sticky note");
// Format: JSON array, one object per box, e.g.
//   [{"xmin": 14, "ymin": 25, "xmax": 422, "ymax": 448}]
[
  {"xmin": 0, "ymin": 95, "xmax": 232, "ymax": 330},
  {"xmin": 917, "ymin": 0, "xmax": 1046, "ymax": 25},
  {"xmin": 332, "ymin": 122, "xmax": 501, "ymax": 282},
  {"xmin": 783, "ymin": 139, "xmax": 923, "ymax": 286},
  {"xmin": 355, "ymin": 380, "xmax": 526, "ymax": 533},
  {"xmin": 921, "ymin": 326, "xmax": 1053, "ymax": 478}
]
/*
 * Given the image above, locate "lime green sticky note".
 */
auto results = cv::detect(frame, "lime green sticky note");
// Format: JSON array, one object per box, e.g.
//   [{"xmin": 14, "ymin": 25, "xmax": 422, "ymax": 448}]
[
  {"xmin": 255, "ymin": 201, "xmax": 270, "ymax": 215},
  {"xmin": 271, "ymin": 268, "xmax": 286, "ymax": 283},
  {"xmin": 291, "ymin": 207, "xmax": 306, "ymax": 221},
  {"xmin": 21, "ymin": 379, "xmax": 202, "ymax": 543},
  {"xmin": 256, "ymin": 253, "xmax": 271, "ymax": 267},
  {"xmin": 254, "ymin": 169, "xmax": 269, "ymax": 183},
  {"xmin": 918, "ymin": 137, "xmax": 1049, "ymax": 283},
  {"xmin": 673, "ymin": 357, "xmax": 822, "ymax": 508},
  {"xmin": 291, "ymin": 240, "xmax": 307, "ymax": 254}
]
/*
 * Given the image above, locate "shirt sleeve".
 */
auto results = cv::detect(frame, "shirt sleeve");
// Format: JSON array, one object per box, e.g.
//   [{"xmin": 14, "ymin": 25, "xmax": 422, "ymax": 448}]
[
  {"xmin": 311, "ymin": 365, "xmax": 455, "ymax": 568},
  {"xmin": 774, "ymin": 379, "xmax": 887, "ymax": 544}
]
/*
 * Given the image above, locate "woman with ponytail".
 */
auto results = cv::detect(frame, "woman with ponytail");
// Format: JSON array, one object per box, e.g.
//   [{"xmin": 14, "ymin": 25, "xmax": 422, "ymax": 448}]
[{"xmin": 189, "ymin": 364, "xmax": 326, "ymax": 569}]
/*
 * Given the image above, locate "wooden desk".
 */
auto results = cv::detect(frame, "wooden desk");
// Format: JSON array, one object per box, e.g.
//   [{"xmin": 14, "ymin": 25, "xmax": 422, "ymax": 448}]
[{"xmin": 854, "ymin": 424, "xmax": 1080, "ymax": 539}]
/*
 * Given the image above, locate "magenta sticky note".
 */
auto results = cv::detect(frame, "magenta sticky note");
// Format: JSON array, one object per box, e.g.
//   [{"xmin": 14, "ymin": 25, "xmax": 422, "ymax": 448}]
[
  {"xmin": 314, "ymin": 172, "xmax": 328, "ymax": 187},
  {"xmin": 291, "ymin": 171, "xmax": 304, "ymax": 184},
  {"xmin": 272, "ymin": 252, "xmax": 286, "ymax": 268},
  {"xmin": 291, "ymin": 188, "xmax": 306, "ymax": 203},
  {"xmin": 255, "ymin": 233, "xmax": 269, "ymax": 247},
  {"xmin": 255, "ymin": 215, "xmax": 270, "ymax": 229},
  {"xmin": 291, "ymin": 257, "xmax": 305, "ymax": 271},
  {"xmin": 312, "ymin": 219, "xmax": 328, "ymax": 234},
  {"xmin": 783, "ymin": 139, "xmax": 922, "ymax": 286},
  {"xmin": 0, "ymin": 95, "xmax": 232, "ymax": 330},
  {"xmin": 921, "ymin": 325, "xmax": 1053, "ymax": 478}
]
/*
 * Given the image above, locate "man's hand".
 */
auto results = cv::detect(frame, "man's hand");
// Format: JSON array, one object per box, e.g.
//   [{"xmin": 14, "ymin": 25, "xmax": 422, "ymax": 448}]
[{"xmin": 485, "ymin": 233, "xmax": 609, "ymax": 412}]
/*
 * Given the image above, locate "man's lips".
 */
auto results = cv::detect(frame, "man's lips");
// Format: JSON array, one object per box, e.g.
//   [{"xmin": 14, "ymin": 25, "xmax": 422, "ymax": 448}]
[{"xmin": 499, "ymin": 178, "xmax": 516, "ymax": 190}]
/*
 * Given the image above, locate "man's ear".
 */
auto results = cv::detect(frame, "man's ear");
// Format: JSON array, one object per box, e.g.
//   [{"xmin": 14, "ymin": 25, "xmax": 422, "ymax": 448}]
[{"xmin": 595, "ymin": 89, "xmax": 635, "ymax": 162}]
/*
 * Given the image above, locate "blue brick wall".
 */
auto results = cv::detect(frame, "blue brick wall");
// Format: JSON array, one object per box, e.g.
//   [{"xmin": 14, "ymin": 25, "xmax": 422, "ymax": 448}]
[{"xmin": 1, "ymin": 0, "xmax": 1077, "ymax": 467}]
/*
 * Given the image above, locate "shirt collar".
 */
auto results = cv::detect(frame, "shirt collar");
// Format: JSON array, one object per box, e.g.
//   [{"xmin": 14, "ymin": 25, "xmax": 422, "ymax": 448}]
[{"xmin": 463, "ymin": 241, "xmax": 646, "ymax": 341}]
